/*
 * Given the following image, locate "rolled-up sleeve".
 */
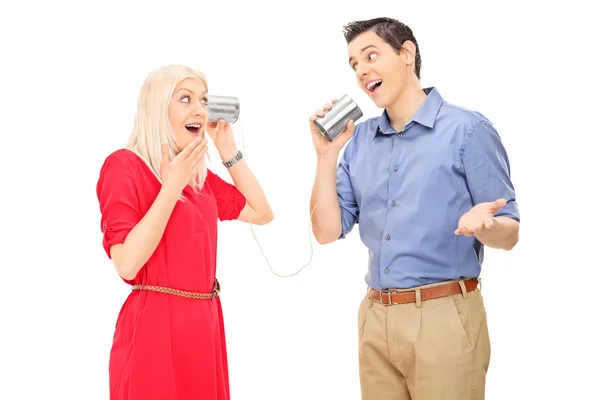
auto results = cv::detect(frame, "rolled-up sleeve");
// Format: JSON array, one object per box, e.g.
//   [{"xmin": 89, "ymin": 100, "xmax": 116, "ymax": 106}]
[
  {"xmin": 96, "ymin": 152, "xmax": 142, "ymax": 259},
  {"xmin": 337, "ymin": 139, "xmax": 360, "ymax": 238},
  {"xmin": 461, "ymin": 120, "xmax": 520, "ymax": 221},
  {"xmin": 206, "ymin": 169, "xmax": 247, "ymax": 221}
]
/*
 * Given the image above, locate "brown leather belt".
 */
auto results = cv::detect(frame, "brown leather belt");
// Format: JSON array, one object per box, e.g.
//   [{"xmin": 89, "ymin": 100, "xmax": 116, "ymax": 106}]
[
  {"xmin": 369, "ymin": 279, "xmax": 479, "ymax": 305},
  {"xmin": 131, "ymin": 279, "xmax": 221, "ymax": 299}
]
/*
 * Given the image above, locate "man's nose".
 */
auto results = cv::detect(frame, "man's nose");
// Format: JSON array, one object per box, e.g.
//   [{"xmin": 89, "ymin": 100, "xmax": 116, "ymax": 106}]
[{"xmin": 355, "ymin": 64, "xmax": 369, "ymax": 79}]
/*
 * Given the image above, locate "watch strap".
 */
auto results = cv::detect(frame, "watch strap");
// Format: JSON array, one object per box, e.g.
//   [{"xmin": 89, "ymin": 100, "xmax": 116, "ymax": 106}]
[{"xmin": 222, "ymin": 150, "xmax": 243, "ymax": 168}]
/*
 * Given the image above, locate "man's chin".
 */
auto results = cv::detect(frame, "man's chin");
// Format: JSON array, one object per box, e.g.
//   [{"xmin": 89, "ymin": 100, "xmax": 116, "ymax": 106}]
[
  {"xmin": 364, "ymin": 91, "xmax": 387, "ymax": 109},
  {"xmin": 372, "ymin": 97, "xmax": 389, "ymax": 109},
  {"xmin": 361, "ymin": 88, "xmax": 389, "ymax": 109}
]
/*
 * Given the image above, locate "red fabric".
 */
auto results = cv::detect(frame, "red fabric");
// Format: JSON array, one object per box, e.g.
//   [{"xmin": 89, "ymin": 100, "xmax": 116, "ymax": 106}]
[{"xmin": 96, "ymin": 149, "xmax": 246, "ymax": 400}]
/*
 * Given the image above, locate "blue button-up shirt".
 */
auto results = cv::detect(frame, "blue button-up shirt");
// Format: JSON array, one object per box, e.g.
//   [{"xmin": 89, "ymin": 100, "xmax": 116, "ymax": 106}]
[{"xmin": 337, "ymin": 87, "xmax": 520, "ymax": 290}]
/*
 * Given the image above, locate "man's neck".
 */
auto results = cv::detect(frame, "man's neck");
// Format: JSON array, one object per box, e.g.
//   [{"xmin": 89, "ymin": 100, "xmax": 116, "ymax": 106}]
[{"xmin": 386, "ymin": 80, "xmax": 427, "ymax": 132}]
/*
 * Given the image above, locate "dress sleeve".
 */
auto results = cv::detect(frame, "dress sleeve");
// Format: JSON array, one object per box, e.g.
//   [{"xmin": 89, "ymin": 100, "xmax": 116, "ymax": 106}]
[
  {"xmin": 206, "ymin": 169, "xmax": 247, "ymax": 221},
  {"xmin": 96, "ymin": 151, "xmax": 142, "ymax": 258}
]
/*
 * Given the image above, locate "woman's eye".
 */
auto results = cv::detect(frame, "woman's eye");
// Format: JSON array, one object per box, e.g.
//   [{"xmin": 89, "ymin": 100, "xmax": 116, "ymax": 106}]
[
  {"xmin": 181, "ymin": 96, "xmax": 190, "ymax": 103},
  {"xmin": 368, "ymin": 53, "xmax": 377, "ymax": 61}
]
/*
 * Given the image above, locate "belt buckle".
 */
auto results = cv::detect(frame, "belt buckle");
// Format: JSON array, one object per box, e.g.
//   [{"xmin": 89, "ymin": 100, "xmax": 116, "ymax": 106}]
[{"xmin": 380, "ymin": 290, "xmax": 392, "ymax": 305}]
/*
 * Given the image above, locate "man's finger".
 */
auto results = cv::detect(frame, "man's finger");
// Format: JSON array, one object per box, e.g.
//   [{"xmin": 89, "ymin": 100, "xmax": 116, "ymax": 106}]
[
  {"xmin": 490, "ymin": 198, "xmax": 507, "ymax": 212},
  {"xmin": 340, "ymin": 120, "xmax": 355, "ymax": 138}
]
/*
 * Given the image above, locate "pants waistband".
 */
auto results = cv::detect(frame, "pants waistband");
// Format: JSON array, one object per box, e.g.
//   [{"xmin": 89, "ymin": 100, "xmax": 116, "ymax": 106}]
[{"xmin": 368, "ymin": 278, "xmax": 479, "ymax": 306}]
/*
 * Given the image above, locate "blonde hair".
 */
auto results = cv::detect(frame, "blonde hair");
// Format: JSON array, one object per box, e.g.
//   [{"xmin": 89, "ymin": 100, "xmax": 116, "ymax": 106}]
[{"xmin": 126, "ymin": 64, "xmax": 209, "ymax": 191}]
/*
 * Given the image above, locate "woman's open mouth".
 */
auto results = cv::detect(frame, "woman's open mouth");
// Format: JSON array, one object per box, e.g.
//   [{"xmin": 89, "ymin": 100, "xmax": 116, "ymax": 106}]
[{"xmin": 185, "ymin": 124, "xmax": 202, "ymax": 135}]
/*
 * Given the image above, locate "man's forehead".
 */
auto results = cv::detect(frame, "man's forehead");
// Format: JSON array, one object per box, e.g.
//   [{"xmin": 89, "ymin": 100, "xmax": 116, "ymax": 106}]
[{"xmin": 348, "ymin": 32, "xmax": 383, "ymax": 57}]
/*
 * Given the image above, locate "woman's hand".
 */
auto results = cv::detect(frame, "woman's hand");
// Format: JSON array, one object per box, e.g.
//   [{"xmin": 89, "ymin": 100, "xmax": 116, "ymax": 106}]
[
  {"xmin": 160, "ymin": 137, "xmax": 208, "ymax": 192},
  {"xmin": 206, "ymin": 119, "xmax": 238, "ymax": 161}
]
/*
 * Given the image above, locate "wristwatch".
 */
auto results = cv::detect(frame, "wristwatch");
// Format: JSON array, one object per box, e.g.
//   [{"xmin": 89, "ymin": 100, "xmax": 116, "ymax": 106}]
[{"xmin": 222, "ymin": 150, "xmax": 243, "ymax": 168}]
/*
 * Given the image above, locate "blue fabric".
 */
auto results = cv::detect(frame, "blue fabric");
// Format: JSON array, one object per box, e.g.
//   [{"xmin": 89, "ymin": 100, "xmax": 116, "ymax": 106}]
[{"xmin": 337, "ymin": 87, "xmax": 520, "ymax": 289}]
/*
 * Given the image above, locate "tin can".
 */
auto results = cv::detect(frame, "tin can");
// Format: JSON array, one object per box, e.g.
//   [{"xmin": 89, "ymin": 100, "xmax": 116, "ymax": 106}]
[
  {"xmin": 314, "ymin": 94, "xmax": 363, "ymax": 141},
  {"xmin": 207, "ymin": 95, "xmax": 240, "ymax": 124}
]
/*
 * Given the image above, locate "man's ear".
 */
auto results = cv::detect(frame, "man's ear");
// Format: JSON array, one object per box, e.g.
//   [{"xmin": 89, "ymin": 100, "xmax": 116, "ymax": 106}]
[{"xmin": 400, "ymin": 40, "xmax": 417, "ymax": 68}]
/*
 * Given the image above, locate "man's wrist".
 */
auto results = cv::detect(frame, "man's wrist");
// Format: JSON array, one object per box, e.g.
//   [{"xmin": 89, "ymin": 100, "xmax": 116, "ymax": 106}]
[{"xmin": 316, "ymin": 150, "xmax": 339, "ymax": 164}]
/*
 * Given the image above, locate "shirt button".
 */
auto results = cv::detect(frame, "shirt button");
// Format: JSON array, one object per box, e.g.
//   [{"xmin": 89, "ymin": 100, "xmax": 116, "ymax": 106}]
[
  {"xmin": 390, "ymin": 201, "xmax": 396, "ymax": 206},
  {"xmin": 393, "ymin": 166, "xmax": 398, "ymax": 171},
  {"xmin": 397, "ymin": 133, "xmax": 403, "ymax": 137},
  {"xmin": 384, "ymin": 268, "xmax": 389, "ymax": 273},
  {"xmin": 385, "ymin": 235, "xmax": 390, "ymax": 240}
]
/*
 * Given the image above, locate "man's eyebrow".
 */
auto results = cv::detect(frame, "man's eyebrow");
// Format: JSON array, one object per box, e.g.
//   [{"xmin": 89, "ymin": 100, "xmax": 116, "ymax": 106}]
[{"xmin": 348, "ymin": 45, "xmax": 378, "ymax": 64}]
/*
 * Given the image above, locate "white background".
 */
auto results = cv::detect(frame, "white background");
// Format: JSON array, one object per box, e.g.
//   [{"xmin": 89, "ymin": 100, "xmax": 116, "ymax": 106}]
[{"xmin": 1, "ymin": 0, "xmax": 599, "ymax": 399}]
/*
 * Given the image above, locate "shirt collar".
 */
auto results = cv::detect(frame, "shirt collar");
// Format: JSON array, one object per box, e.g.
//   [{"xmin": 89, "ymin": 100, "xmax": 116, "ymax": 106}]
[{"xmin": 376, "ymin": 87, "xmax": 444, "ymax": 136}]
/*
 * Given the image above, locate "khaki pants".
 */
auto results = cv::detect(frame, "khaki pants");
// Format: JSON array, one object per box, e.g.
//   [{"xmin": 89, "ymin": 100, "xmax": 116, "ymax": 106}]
[{"xmin": 357, "ymin": 279, "xmax": 491, "ymax": 400}]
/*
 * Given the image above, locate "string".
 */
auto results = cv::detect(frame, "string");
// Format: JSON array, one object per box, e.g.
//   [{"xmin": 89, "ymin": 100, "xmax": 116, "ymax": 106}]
[{"xmin": 235, "ymin": 116, "xmax": 324, "ymax": 278}]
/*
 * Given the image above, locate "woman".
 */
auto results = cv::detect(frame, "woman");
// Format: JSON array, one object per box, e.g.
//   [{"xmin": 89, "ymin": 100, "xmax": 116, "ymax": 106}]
[{"xmin": 96, "ymin": 64, "xmax": 274, "ymax": 399}]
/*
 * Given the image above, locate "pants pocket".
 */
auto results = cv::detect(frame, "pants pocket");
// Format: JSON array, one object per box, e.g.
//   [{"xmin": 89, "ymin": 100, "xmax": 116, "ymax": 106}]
[{"xmin": 449, "ymin": 293, "xmax": 475, "ymax": 352}]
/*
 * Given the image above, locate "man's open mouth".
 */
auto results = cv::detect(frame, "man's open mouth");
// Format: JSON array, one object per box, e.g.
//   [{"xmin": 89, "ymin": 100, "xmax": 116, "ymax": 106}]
[{"xmin": 366, "ymin": 79, "xmax": 382, "ymax": 93}]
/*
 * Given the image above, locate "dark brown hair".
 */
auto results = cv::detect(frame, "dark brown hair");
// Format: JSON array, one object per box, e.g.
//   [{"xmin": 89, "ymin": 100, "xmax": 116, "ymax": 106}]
[{"xmin": 343, "ymin": 17, "xmax": 422, "ymax": 79}]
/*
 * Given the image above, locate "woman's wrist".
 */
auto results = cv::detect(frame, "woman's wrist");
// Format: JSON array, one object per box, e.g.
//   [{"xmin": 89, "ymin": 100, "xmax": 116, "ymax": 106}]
[{"xmin": 219, "ymin": 146, "xmax": 239, "ymax": 162}]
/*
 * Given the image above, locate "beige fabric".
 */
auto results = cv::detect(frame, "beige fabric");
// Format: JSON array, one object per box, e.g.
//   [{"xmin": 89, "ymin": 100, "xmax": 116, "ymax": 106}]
[{"xmin": 357, "ymin": 280, "xmax": 491, "ymax": 399}]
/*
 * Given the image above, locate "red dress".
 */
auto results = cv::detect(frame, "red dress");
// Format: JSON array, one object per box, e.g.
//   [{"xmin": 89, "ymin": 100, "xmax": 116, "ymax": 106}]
[{"xmin": 96, "ymin": 149, "xmax": 246, "ymax": 400}]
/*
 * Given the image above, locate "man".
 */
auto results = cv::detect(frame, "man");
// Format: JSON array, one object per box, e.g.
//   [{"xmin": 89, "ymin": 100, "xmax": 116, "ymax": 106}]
[{"xmin": 308, "ymin": 17, "xmax": 520, "ymax": 400}]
